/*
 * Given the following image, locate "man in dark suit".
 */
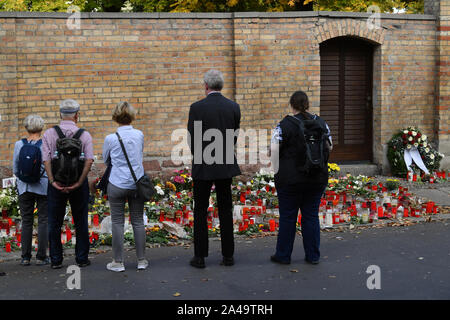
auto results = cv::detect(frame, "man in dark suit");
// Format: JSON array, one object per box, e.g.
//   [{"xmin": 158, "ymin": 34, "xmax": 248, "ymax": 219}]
[{"xmin": 187, "ymin": 69, "xmax": 241, "ymax": 268}]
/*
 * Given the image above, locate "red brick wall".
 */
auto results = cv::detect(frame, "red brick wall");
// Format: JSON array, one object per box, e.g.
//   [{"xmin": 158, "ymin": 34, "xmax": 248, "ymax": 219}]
[{"xmin": 0, "ymin": 9, "xmax": 445, "ymax": 178}]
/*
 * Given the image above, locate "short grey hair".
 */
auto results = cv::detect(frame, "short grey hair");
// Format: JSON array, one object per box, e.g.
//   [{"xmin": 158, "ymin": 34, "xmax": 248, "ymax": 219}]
[
  {"xmin": 24, "ymin": 114, "xmax": 45, "ymax": 133},
  {"xmin": 204, "ymin": 69, "xmax": 224, "ymax": 91}
]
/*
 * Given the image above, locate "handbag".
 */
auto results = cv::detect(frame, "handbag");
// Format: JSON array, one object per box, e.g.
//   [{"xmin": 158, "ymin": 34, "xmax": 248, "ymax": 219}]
[
  {"xmin": 116, "ymin": 132, "xmax": 155, "ymax": 201},
  {"xmin": 95, "ymin": 157, "xmax": 112, "ymax": 194}
]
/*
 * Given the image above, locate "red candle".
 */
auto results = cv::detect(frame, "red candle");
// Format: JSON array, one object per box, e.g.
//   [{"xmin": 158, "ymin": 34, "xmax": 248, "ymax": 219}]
[
  {"xmin": 297, "ymin": 214, "xmax": 302, "ymax": 225},
  {"xmin": 378, "ymin": 207, "xmax": 384, "ymax": 218},
  {"xmin": 412, "ymin": 174, "xmax": 417, "ymax": 182},
  {"xmin": 372, "ymin": 185, "xmax": 377, "ymax": 191},
  {"xmin": 333, "ymin": 214, "xmax": 340, "ymax": 224},
  {"xmin": 5, "ymin": 242, "xmax": 11, "ymax": 253},
  {"xmin": 93, "ymin": 214, "xmax": 99, "ymax": 227},
  {"xmin": 403, "ymin": 208, "xmax": 409, "ymax": 217},
  {"xmin": 66, "ymin": 227, "xmax": 72, "ymax": 242},
  {"xmin": 371, "ymin": 202, "xmax": 377, "ymax": 212},
  {"xmin": 16, "ymin": 233, "xmax": 21, "ymax": 242},
  {"xmin": 8, "ymin": 218, "xmax": 12, "ymax": 227},
  {"xmin": 433, "ymin": 206, "xmax": 438, "ymax": 214},
  {"xmin": 2, "ymin": 209, "xmax": 7, "ymax": 219},
  {"xmin": 239, "ymin": 223, "xmax": 244, "ymax": 232},
  {"xmin": 240, "ymin": 193, "xmax": 246, "ymax": 204},
  {"xmin": 392, "ymin": 207, "xmax": 397, "ymax": 217},
  {"xmin": 429, "ymin": 176, "xmax": 434, "ymax": 184},
  {"xmin": 257, "ymin": 199, "xmax": 262, "ymax": 206},
  {"xmin": 269, "ymin": 219, "xmax": 276, "ymax": 232},
  {"xmin": 159, "ymin": 212, "xmax": 164, "ymax": 222},
  {"xmin": 426, "ymin": 202, "xmax": 433, "ymax": 213}
]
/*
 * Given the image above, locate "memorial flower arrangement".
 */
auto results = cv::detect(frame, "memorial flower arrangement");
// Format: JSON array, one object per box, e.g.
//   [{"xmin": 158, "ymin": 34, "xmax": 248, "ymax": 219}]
[
  {"xmin": 0, "ymin": 187, "xmax": 19, "ymax": 218},
  {"xmin": 387, "ymin": 126, "xmax": 444, "ymax": 177}
]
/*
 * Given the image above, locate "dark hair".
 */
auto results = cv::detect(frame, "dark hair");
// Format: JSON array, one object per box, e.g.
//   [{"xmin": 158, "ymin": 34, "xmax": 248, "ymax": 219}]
[{"xmin": 289, "ymin": 90, "xmax": 309, "ymax": 115}]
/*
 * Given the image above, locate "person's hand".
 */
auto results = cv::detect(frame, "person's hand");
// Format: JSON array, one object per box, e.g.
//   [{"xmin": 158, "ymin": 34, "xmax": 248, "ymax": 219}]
[
  {"xmin": 51, "ymin": 181, "xmax": 65, "ymax": 191},
  {"xmin": 65, "ymin": 181, "xmax": 82, "ymax": 193}
]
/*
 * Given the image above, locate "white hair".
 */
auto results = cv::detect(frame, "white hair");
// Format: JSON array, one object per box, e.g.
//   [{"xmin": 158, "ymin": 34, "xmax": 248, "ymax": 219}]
[
  {"xmin": 204, "ymin": 69, "xmax": 224, "ymax": 91},
  {"xmin": 24, "ymin": 114, "xmax": 45, "ymax": 133}
]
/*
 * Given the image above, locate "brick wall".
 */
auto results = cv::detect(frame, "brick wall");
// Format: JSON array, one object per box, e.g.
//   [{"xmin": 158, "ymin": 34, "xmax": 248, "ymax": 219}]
[{"xmin": 0, "ymin": 7, "xmax": 446, "ymax": 179}]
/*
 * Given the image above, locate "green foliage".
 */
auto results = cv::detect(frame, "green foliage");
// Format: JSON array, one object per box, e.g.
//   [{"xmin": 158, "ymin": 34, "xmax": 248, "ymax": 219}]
[{"xmin": 0, "ymin": 0, "xmax": 424, "ymax": 13}]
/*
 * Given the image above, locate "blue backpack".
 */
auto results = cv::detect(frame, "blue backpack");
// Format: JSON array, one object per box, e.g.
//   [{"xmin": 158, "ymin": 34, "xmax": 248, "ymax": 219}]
[{"xmin": 17, "ymin": 139, "xmax": 44, "ymax": 183}]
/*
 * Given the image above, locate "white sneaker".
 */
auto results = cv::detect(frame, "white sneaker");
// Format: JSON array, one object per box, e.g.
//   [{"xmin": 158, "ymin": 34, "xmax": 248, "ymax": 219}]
[
  {"xmin": 107, "ymin": 261, "xmax": 125, "ymax": 272},
  {"xmin": 137, "ymin": 259, "xmax": 148, "ymax": 270}
]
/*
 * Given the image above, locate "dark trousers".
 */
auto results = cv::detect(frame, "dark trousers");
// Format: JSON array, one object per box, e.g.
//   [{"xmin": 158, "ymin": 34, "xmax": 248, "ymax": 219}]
[
  {"xmin": 274, "ymin": 183, "xmax": 326, "ymax": 263},
  {"xmin": 48, "ymin": 179, "xmax": 90, "ymax": 265},
  {"xmin": 18, "ymin": 192, "xmax": 48, "ymax": 260},
  {"xmin": 193, "ymin": 178, "xmax": 234, "ymax": 258}
]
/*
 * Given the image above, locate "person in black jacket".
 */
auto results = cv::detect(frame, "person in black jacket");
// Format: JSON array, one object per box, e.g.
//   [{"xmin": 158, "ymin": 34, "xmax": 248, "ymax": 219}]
[
  {"xmin": 187, "ymin": 69, "xmax": 241, "ymax": 268},
  {"xmin": 270, "ymin": 90, "xmax": 332, "ymax": 265}
]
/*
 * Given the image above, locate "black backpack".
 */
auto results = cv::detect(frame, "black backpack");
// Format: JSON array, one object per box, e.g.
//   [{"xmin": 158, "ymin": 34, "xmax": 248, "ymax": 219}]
[
  {"xmin": 51, "ymin": 126, "xmax": 85, "ymax": 186},
  {"xmin": 287, "ymin": 114, "xmax": 330, "ymax": 174},
  {"xmin": 17, "ymin": 139, "xmax": 44, "ymax": 183}
]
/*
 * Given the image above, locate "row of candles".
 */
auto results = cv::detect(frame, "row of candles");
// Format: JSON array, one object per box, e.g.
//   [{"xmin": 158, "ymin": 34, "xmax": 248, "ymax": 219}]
[
  {"xmin": 406, "ymin": 170, "xmax": 447, "ymax": 182},
  {"xmin": 1, "ymin": 175, "xmax": 447, "ymax": 252}
]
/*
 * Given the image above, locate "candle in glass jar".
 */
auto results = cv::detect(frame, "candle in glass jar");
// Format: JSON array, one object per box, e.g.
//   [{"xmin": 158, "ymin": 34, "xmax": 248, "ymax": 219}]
[
  {"xmin": 378, "ymin": 207, "xmax": 384, "ymax": 218},
  {"xmin": 5, "ymin": 242, "xmax": 11, "ymax": 252},
  {"xmin": 426, "ymin": 202, "xmax": 433, "ymax": 213},
  {"xmin": 269, "ymin": 219, "xmax": 276, "ymax": 232},
  {"xmin": 403, "ymin": 208, "xmax": 409, "ymax": 217}
]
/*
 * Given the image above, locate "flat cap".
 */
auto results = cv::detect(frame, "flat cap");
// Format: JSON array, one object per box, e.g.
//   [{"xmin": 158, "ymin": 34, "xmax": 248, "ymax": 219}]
[{"xmin": 60, "ymin": 99, "xmax": 80, "ymax": 114}]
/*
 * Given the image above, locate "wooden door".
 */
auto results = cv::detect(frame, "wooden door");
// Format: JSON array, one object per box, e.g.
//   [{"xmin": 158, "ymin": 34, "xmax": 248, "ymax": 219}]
[{"xmin": 320, "ymin": 37, "xmax": 373, "ymax": 162}]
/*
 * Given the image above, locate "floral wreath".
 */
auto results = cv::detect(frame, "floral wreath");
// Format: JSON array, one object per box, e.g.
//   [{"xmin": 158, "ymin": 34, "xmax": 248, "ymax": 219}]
[{"xmin": 387, "ymin": 126, "xmax": 444, "ymax": 177}]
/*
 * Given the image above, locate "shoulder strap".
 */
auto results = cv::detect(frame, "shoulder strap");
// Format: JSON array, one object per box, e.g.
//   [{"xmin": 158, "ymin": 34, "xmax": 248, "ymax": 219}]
[
  {"xmin": 53, "ymin": 126, "xmax": 66, "ymax": 139},
  {"xmin": 115, "ymin": 132, "xmax": 138, "ymax": 183},
  {"xmin": 35, "ymin": 139, "xmax": 42, "ymax": 148},
  {"xmin": 73, "ymin": 128, "xmax": 85, "ymax": 140},
  {"xmin": 21, "ymin": 138, "xmax": 28, "ymax": 145}
]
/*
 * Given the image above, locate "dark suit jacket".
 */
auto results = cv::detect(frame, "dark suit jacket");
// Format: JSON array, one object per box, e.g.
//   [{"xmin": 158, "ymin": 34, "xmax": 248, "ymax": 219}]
[{"xmin": 187, "ymin": 92, "xmax": 241, "ymax": 180}]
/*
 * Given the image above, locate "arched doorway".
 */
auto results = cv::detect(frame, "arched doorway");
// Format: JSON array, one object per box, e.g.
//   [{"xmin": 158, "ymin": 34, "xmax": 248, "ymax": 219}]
[{"xmin": 320, "ymin": 37, "xmax": 374, "ymax": 162}]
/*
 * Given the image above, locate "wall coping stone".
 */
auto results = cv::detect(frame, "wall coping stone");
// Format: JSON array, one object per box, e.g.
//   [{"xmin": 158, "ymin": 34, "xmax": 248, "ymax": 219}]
[{"xmin": 0, "ymin": 11, "xmax": 436, "ymax": 21}]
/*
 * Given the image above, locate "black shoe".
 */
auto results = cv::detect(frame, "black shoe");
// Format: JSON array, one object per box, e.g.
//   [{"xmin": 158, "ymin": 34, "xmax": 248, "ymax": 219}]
[
  {"xmin": 51, "ymin": 262, "xmax": 63, "ymax": 269},
  {"xmin": 270, "ymin": 255, "xmax": 290, "ymax": 265},
  {"xmin": 304, "ymin": 258, "xmax": 320, "ymax": 265},
  {"xmin": 0, "ymin": 271, "xmax": 6, "ymax": 276},
  {"xmin": 190, "ymin": 256, "xmax": 205, "ymax": 269},
  {"xmin": 77, "ymin": 259, "xmax": 91, "ymax": 268},
  {"xmin": 220, "ymin": 257, "xmax": 234, "ymax": 266},
  {"xmin": 20, "ymin": 258, "xmax": 31, "ymax": 266}
]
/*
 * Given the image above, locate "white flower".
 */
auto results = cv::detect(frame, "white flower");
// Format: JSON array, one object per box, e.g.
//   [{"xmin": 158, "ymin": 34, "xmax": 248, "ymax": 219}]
[
  {"xmin": 430, "ymin": 154, "xmax": 435, "ymax": 160},
  {"xmin": 408, "ymin": 137, "xmax": 413, "ymax": 141},
  {"xmin": 155, "ymin": 186, "xmax": 164, "ymax": 196},
  {"xmin": 403, "ymin": 130, "xmax": 408, "ymax": 134},
  {"xmin": 417, "ymin": 138, "xmax": 421, "ymax": 143},
  {"xmin": 425, "ymin": 148, "xmax": 430, "ymax": 153},
  {"xmin": 422, "ymin": 135, "xmax": 427, "ymax": 141},
  {"xmin": 430, "ymin": 161, "xmax": 434, "ymax": 165},
  {"xmin": 412, "ymin": 131, "xmax": 417, "ymax": 136},
  {"xmin": 423, "ymin": 142, "xmax": 427, "ymax": 147},
  {"xmin": 414, "ymin": 143, "xmax": 418, "ymax": 147},
  {"xmin": 407, "ymin": 144, "xmax": 412, "ymax": 149}
]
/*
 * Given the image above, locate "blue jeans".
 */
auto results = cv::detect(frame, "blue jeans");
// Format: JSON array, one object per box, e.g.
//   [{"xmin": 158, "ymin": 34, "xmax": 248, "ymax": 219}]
[
  {"xmin": 48, "ymin": 179, "xmax": 90, "ymax": 265},
  {"xmin": 274, "ymin": 182, "xmax": 326, "ymax": 263}
]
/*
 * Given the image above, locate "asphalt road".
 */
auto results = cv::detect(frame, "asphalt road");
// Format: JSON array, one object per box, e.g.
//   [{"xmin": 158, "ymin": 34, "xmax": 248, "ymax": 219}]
[{"xmin": 0, "ymin": 220, "xmax": 449, "ymax": 300}]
